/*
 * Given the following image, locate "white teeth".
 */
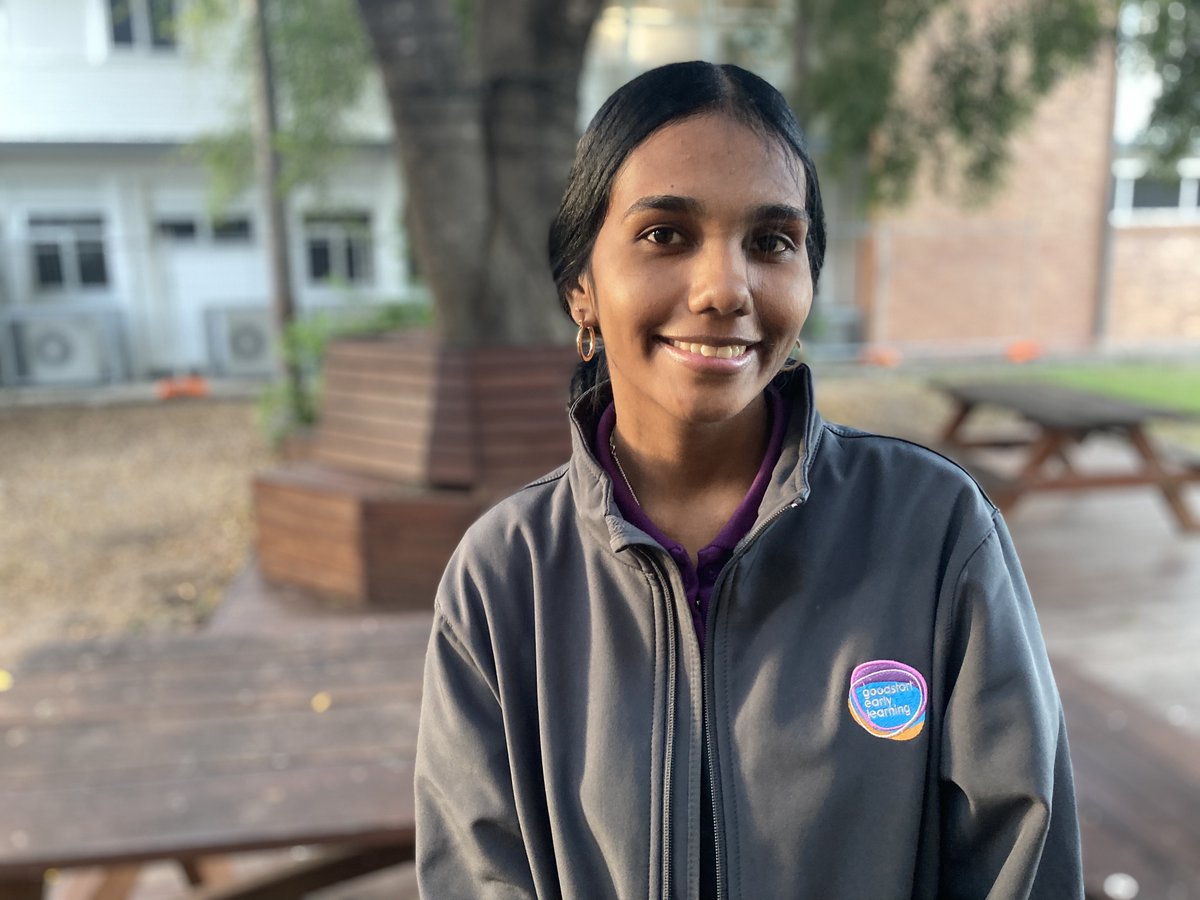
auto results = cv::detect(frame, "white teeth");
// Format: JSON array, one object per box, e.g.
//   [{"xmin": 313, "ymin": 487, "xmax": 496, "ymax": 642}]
[{"xmin": 669, "ymin": 340, "xmax": 748, "ymax": 358}]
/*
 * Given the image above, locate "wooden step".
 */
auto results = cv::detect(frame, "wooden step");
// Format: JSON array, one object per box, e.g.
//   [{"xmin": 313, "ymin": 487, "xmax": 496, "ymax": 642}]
[{"xmin": 253, "ymin": 464, "xmax": 486, "ymax": 609}]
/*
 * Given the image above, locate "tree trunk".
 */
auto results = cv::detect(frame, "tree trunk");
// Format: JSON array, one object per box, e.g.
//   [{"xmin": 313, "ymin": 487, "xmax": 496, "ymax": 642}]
[
  {"xmin": 355, "ymin": 0, "xmax": 604, "ymax": 346},
  {"xmin": 248, "ymin": 0, "xmax": 303, "ymax": 403}
]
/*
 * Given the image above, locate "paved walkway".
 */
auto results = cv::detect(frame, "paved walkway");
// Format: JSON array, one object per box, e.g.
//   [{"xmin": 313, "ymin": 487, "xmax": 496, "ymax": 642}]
[{"xmin": 1013, "ymin": 479, "xmax": 1200, "ymax": 737}]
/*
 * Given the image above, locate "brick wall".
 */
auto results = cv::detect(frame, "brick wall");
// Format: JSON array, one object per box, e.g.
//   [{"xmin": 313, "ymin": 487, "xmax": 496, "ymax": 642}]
[
  {"xmin": 1108, "ymin": 224, "xmax": 1200, "ymax": 343},
  {"xmin": 860, "ymin": 49, "xmax": 1116, "ymax": 352}
]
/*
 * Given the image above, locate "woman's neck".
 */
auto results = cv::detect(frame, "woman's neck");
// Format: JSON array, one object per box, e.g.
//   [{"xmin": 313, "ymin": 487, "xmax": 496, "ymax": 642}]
[{"xmin": 609, "ymin": 394, "xmax": 770, "ymax": 557}]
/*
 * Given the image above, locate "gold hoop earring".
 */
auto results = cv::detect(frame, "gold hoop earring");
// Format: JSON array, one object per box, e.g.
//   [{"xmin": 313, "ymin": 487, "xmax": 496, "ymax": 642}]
[{"xmin": 576, "ymin": 323, "xmax": 597, "ymax": 362}]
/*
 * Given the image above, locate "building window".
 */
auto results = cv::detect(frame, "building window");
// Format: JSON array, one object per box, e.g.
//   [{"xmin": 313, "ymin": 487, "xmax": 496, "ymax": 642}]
[
  {"xmin": 212, "ymin": 216, "xmax": 253, "ymax": 242},
  {"xmin": 28, "ymin": 216, "xmax": 109, "ymax": 293},
  {"xmin": 304, "ymin": 213, "xmax": 374, "ymax": 285},
  {"xmin": 1131, "ymin": 176, "xmax": 1183, "ymax": 209},
  {"xmin": 156, "ymin": 214, "xmax": 252, "ymax": 243},
  {"xmin": 155, "ymin": 218, "xmax": 198, "ymax": 241},
  {"xmin": 1111, "ymin": 157, "xmax": 1200, "ymax": 221},
  {"xmin": 109, "ymin": 0, "xmax": 176, "ymax": 50}
]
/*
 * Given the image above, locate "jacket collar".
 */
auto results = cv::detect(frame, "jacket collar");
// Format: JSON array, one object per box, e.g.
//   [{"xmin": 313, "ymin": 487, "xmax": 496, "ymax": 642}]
[{"xmin": 565, "ymin": 365, "xmax": 824, "ymax": 556}]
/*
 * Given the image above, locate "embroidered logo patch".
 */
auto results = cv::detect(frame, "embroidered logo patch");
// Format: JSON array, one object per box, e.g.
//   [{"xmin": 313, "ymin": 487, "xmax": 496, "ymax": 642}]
[{"xmin": 848, "ymin": 659, "xmax": 927, "ymax": 741}]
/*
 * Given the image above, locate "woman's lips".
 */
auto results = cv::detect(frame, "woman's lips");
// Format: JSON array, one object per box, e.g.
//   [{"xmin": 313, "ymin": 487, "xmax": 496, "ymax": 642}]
[
  {"xmin": 659, "ymin": 337, "xmax": 758, "ymax": 371},
  {"xmin": 664, "ymin": 338, "xmax": 749, "ymax": 359}
]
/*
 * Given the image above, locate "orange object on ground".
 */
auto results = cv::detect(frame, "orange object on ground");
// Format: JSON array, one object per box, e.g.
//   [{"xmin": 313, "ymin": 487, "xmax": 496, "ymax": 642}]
[
  {"xmin": 1005, "ymin": 340, "xmax": 1043, "ymax": 363},
  {"xmin": 860, "ymin": 345, "xmax": 903, "ymax": 368},
  {"xmin": 155, "ymin": 375, "xmax": 210, "ymax": 400}
]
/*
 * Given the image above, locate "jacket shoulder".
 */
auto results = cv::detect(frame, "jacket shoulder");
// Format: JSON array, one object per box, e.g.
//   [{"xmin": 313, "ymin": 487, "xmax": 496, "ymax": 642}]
[
  {"xmin": 432, "ymin": 463, "xmax": 574, "ymax": 628},
  {"xmin": 821, "ymin": 420, "xmax": 996, "ymax": 501},
  {"xmin": 814, "ymin": 420, "xmax": 1002, "ymax": 555},
  {"xmin": 461, "ymin": 463, "xmax": 572, "ymax": 552}
]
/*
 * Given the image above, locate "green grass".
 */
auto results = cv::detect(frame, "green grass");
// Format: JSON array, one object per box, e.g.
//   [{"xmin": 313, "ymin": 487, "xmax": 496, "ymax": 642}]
[{"xmin": 1006, "ymin": 363, "xmax": 1200, "ymax": 414}]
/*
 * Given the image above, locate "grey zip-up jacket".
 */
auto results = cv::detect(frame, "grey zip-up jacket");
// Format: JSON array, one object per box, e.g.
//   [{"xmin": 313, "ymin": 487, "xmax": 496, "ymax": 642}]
[{"xmin": 415, "ymin": 368, "xmax": 1082, "ymax": 899}]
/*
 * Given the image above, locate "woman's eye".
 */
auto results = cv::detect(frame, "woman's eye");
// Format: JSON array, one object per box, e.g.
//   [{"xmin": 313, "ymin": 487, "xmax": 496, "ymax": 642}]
[
  {"xmin": 643, "ymin": 227, "xmax": 682, "ymax": 245},
  {"xmin": 753, "ymin": 233, "xmax": 797, "ymax": 255}
]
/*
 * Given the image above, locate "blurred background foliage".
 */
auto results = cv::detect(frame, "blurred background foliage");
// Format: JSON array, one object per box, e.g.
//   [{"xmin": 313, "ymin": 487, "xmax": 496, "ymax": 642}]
[
  {"xmin": 184, "ymin": 0, "xmax": 374, "ymax": 212},
  {"xmin": 256, "ymin": 300, "xmax": 434, "ymax": 444},
  {"xmin": 1120, "ymin": 0, "xmax": 1200, "ymax": 171},
  {"xmin": 794, "ymin": 0, "xmax": 1110, "ymax": 203}
]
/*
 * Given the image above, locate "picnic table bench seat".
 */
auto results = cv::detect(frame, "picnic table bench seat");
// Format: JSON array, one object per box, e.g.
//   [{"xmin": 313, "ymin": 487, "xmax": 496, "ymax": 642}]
[{"xmin": 0, "ymin": 618, "xmax": 430, "ymax": 899}]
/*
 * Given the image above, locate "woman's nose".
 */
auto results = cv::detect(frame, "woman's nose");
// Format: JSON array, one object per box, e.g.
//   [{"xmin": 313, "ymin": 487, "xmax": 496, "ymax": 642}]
[{"xmin": 688, "ymin": 240, "xmax": 751, "ymax": 316}]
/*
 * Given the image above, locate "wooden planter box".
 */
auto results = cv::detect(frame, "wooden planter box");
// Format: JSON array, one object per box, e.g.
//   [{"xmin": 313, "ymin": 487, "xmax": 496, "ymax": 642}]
[{"xmin": 254, "ymin": 333, "xmax": 577, "ymax": 608}]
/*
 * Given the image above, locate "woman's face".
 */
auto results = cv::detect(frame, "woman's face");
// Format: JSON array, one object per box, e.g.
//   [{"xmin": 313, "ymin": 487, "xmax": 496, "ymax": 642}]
[{"xmin": 571, "ymin": 113, "xmax": 813, "ymax": 432}]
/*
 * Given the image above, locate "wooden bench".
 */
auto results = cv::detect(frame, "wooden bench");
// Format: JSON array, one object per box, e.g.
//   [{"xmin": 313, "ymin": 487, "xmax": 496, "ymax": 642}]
[
  {"xmin": 254, "ymin": 335, "xmax": 576, "ymax": 607},
  {"xmin": 1055, "ymin": 660, "xmax": 1200, "ymax": 899},
  {"xmin": 255, "ymin": 463, "xmax": 485, "ymax": 606},
  {"xmin": 0, "ymin": 616, "xmax": 431, "ymax": 899}
]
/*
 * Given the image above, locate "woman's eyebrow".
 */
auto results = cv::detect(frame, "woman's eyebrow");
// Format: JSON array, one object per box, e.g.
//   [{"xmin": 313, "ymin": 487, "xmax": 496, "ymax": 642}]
[
  {"xmin": 750, "ymin": 203, "xmax": 809, "ymax": 224},
  {"xmin": 620, "ymin": 197, "xmax": 809, "ymax": 224},
  {"xmin": 622, "ymin": 195, "xmax": 703, "ymax": 219}
]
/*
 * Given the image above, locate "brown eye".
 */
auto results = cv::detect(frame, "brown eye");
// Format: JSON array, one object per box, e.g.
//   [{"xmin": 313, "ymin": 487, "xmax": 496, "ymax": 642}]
[
  {"xmin": 644, "ymin": 227, "xmax": 681, "ymax": 245},
  {"xmin": 754, "ymin": 233, "xmax": 797, "ymax": 255}
]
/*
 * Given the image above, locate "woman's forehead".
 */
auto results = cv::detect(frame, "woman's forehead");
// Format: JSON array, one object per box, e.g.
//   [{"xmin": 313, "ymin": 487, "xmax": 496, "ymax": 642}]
[{"xmin": 608, "ymin": 114, "xmax": 807, "ymax": 213}]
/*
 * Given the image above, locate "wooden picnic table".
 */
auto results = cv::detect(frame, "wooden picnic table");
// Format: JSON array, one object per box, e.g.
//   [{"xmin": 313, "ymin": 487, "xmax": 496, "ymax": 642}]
[
  {"xmin": 0, "ymin": 614, "xmax": 431, "ymax": 899},
  {"xmin": 935, "ymin": 380, "xmax": 1200, "ymax": 532}
]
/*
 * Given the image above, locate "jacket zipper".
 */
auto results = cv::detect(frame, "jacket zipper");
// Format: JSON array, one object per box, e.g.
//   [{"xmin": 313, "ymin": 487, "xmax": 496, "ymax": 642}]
[
  {"xmin": 706, "ymin": 497, "xmax": 802, "ymax": 900},
  {"xmin": 640, "ymin": 497, "xmax": 802, "ymax": 899},
  {"xmin": 737, "ymin": 499, "xmax": 802, "ymax": 557},
  {"xmin": 704, "ymin": 675, "xmax": 722, "ymax": 900},
  {"xmin": 638, "ymin": 549, "xmax": 678, "ymax": 900}
]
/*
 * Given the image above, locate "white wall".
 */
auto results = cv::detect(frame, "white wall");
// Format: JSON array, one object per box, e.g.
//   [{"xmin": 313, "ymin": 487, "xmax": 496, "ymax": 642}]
[
  {"xmin": 0, "ymin": 0, "xmax": 392, "ymax": 143},
  {"xmin": 0, "ymin": 145, "xmax": 409, "ymax": 378}
]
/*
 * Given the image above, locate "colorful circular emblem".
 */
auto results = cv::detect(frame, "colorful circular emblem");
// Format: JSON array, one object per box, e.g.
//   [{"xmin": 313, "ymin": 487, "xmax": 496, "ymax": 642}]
[{"xmin": 847, "ymin": 659, "xmax": 927, "ymax": 741}]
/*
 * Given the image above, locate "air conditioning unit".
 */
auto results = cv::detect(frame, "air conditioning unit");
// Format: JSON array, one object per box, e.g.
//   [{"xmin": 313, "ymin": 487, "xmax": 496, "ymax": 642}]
[
  {"xmin": 205, "ymin": 306, "xmax": 277, "ymax": 377},
  {"xmin": 3, "ymin": 309, "xmax": 127, "ymax": 386}
]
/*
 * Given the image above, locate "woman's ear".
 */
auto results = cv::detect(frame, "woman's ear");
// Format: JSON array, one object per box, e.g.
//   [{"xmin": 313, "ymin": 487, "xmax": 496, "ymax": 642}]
[{"xmin": 568, "ymin": 275, "xmax": 599, "ymax": 332}]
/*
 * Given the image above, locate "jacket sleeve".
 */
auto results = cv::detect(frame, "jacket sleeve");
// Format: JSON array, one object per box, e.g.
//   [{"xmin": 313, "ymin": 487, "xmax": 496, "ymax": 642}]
[
  {"xmin": 938, "ymin": 516, "xmax": 1084, "ymax": 899},
  {"xmin": 415, "ymin": 604, "xmax": 537, "ymax": 899}
]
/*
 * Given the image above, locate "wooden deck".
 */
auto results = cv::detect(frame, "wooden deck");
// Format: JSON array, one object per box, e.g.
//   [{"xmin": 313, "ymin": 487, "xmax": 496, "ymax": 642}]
[
  {"xmin": 1009, "ymin": 458, "xmax": 1200, "ymax": 732},
  {"xmin": 1005, "ymin": 472, "xmax": 1200, "ymax": 899}
]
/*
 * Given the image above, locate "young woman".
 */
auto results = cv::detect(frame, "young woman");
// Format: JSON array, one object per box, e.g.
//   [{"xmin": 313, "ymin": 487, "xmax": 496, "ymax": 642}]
[{"xmin": 415, "ymin": 61, "xmax": 1082, "ymax": 899}]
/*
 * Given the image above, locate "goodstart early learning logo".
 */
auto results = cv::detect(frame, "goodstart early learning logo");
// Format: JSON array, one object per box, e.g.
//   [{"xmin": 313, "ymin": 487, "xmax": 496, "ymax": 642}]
[{"xmin": 848, "ymin": 659, "xmax": 927, "ymax": 741}]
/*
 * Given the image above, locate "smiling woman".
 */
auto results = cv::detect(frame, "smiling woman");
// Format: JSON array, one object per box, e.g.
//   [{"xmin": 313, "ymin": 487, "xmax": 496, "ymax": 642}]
[
  {"xmin": 414, "ymin": 62, "xmax": 1082, "ymax": 900},
  {"xmin": 569, "ymin": 112, "xmax": 814, "ymax": 558}
]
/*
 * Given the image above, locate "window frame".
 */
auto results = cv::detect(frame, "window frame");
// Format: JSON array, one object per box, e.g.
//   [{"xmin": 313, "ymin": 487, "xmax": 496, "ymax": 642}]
[
  {"xmin": 108, "ymin": 0, "xmax": 177, "ymax": 52},
  {"xmin": 27, "ymin": 216, "xmax": 111, "ymax": 296},
  {"xmin": 211, "ymin": 216, "xmax": 254, "ymax": 243},
  {"xmin": 1111, "ymin": 156, "xmax": 1200, "ymax": 225},
  {"xmin": 303, "ymin": 213, "xmax": 375, "ymax": 287}
]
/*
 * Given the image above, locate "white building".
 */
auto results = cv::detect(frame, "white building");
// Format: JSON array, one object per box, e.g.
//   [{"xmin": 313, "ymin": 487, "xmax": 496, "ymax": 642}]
[
  {"xmin": 0, "ymin": 0, "xmax": 414, "ymax": 385},
  {"xmin": 0, "ymin": 0, "xmax": 848, "ymax": 386}
]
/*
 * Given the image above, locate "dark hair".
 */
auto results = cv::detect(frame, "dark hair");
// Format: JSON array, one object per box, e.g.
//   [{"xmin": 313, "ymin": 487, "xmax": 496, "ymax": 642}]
[{"xmin": 548, "ymin": 61, "xmax": 826, "ymax": 400}]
